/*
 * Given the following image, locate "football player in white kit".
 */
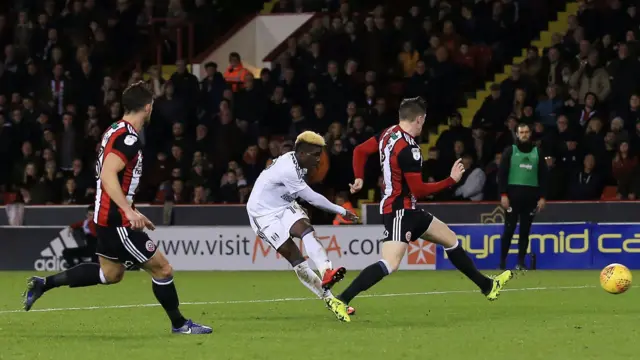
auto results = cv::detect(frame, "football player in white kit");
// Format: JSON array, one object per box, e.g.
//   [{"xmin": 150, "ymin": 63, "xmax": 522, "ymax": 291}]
[{"xmin": 247, "ymin": 131, "xmax": 358, "ymax": 322}]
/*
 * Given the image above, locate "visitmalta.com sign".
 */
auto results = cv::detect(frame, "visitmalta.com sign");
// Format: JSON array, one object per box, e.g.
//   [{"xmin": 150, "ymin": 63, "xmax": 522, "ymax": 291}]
[{"xmin": 148, "ymin": 225, "xmax": 435, "ymax": 271}]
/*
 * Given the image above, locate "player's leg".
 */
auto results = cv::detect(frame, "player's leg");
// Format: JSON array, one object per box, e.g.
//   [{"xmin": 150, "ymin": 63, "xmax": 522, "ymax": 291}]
[
  {"xmin": 129, "ymin": 229, "xmax": 211, "ymax": 334},
  {"xmin": 423, "ymin": 215, "xmax": 513, "ymax": 300},
  {"xmin": 284, "ymin": 203, "xmax": 347, "ymax": 289},
  {"xmin": 276, "ymin": 238, "xmax": 351, "ymax": 322},
  {"xmin": 277, "ymin": 238, "xmax": 326, "ymax": 299},
  {"xmin": 337, "ymin": 211, "xmax": 406, "ymax": 306},
  {"xmin": 22, "ymin": 228, "xmax": 122, "ymax": 311},
  {"xmin": 337, "ymin": 241, "xmax": 404, "ymax": 305},
  {"xmin": 289, "ymin": 216, "xmax": 346, "ymax": 289},
  {"xmin": 499, "ymin": 207, "xmax": 519, "ymax": 270}
]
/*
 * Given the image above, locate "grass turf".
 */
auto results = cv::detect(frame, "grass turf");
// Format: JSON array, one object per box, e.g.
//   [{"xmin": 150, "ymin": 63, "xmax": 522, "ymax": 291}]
[{"xmin": 0, "ymin": 270, "xmax": 638, "ymax": 360}]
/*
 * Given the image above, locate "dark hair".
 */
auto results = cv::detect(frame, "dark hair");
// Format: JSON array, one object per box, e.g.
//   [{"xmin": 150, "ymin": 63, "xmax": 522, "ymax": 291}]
[
  {"xmin": 294, "ymin": 141, "xmax": 320, "ymax": 152},
  {"xmin": 121, "ymin": 81, "xmax": 153, "ymax": 114},
  {"xmin": 517, "ymin": 122, "xmax": 531, "ymax": 130},
  {"xmin": 86, "ymin": 205, "xmax": 93, "ymax": 212},
  {"xmin": 398, "ymin": 97, "xmax": 427, "ymax": 121}
]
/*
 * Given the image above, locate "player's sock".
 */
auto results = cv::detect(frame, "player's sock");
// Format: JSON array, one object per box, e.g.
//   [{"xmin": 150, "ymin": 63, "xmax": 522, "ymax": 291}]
[
  {"xmin": 293, "ymin": 261, "xmax": 327, "ymax": 298},
  {"xmin": 43, "ymin": 263, "xmax": 105, "ymax": 291},
  {"xmin": 338, "ymin": 260, "xmax": 392, "ymax": 304},
  {"xmin": 301, "ymin": 228, "xmax": 332, "ymax": 277},
  {"xmin": 445, "ymin": 242, "xmax": 493, "ymax": 293},
  {"xmin": 152, "ymin": 276, "xmax": 187, "ymax": 329}
]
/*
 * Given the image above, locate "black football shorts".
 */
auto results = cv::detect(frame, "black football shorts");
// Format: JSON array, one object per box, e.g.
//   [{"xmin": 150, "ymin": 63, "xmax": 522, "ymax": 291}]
[
  {"xmin": 96, "ymin": 225, "xmax": 157, "ymax": 266},
  {"xmin": 382, "ymin": 209, "xmax": 434, "ymax": 243}
]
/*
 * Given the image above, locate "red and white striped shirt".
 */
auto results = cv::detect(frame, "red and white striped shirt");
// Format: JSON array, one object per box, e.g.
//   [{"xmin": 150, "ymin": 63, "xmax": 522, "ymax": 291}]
[
  {"xmin": 93, "ymin": 120, "xmax": 143, "ymax": 227},
  {"xmin": 352, "ymin": 125, "xmax": 456, "ymax": 215}
]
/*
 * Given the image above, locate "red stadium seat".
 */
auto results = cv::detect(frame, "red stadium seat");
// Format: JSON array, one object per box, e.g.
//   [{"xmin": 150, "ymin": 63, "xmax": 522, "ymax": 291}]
[
  {"xmin": 3, "ymin": 192, "xmax": 17, "ymax": 204},
  {"xmin": 601, "ymin": 186, "xmax": 618, "ymax": 200},
  {"xmin": 472, "ymin": 45, "xmax": 492, "ymax": 76}
]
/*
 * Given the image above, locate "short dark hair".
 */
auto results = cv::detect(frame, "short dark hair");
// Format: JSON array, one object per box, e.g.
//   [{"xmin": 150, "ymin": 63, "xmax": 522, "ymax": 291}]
[
  {"xmin": 121, "ymin": 81, "xmax": 153, "ymax": 114},
  {"xmin": 517, "ymin": 122, "xmax": 531, "ymax": 130},
  {"xmin": 398, "ymin": 97, "xmax": 427, "ymax": 121}
]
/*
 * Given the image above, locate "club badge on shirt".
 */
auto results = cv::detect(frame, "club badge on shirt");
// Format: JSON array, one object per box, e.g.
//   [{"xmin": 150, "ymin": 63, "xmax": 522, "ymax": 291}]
[{"xmin": 411, "ymin": 148, "xmax": 421, "ymax": 161}]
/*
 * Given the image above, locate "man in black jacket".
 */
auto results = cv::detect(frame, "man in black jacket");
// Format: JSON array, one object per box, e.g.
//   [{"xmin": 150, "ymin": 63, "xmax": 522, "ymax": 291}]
[{"xmin": 498, "ymin": 123, "xmax": 548, "ymax": 270}]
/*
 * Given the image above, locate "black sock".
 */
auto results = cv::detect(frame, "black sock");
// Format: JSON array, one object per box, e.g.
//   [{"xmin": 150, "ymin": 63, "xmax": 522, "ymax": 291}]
[
  {"xmin": 338, "ymin": 260, "xmax": 389, "ymax": 304},
  {"xmin": 446, "ymin": 244, "xmax": 493, "ymax": 293},
  {"xmin": 152, "ymin": 276, "xmax": 187, "ymax": 328},
  {"xmin": 43, "ymin": 263, "xmax": 102, "ymax": 291}
]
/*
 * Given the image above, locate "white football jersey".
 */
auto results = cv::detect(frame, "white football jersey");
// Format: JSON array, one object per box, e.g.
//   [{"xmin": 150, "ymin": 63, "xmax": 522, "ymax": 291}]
[{"xmin": 247, "ymin": 152, "xmax": 309, "ymax": 217}]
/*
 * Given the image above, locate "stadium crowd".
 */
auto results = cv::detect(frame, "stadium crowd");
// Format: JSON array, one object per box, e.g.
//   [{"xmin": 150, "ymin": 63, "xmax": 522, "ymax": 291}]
[{"xmin": 0, "ymin": 0, "xmax": 639, "ymax": 217}]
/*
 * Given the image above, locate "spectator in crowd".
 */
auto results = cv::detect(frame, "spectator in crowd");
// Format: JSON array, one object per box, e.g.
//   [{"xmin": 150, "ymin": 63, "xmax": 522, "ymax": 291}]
[
  {"xmin": 62, "ymin": 205, "xmax": 98, "ymax": 267},
  {"xmin": 612, "ymin": 141, "xmax": 639, "ymax": 199},
  {"xmin": 566, "ymin": 154, "xmax": 603, "ymax": 200},
  {"xmin": 3, "ymin": 0, "xmax": 638, "ymax": 221},
  {"xmin": 453, "ymin": 154, "xmax": 486, "ymax": 201}
]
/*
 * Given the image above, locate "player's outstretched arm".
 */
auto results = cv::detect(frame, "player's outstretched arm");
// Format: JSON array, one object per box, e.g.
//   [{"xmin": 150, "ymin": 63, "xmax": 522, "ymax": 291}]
[
  {"xmin": 404, "ymin": 173, "xmax": 457, "ymax": 198},
  {"xmin": 400, "ymin": 147, "xmax": 461, "ymax": 199},
  {"xmin": 351, "ymin": 136, "xmax": 379, "ymax": 193},
  {"xmin": 100, "ymin": 153, "xmax": 144, "ymax": 228},
  {"xmin": 296, "ymin": 187, "xmax": 347, "ymax": 216}
]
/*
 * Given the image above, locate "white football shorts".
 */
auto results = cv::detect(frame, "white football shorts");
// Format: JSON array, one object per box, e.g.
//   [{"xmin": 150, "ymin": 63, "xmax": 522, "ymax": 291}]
[{"xmin": 248, "ymin": 202, "xmax": 308, "ymax": 250}]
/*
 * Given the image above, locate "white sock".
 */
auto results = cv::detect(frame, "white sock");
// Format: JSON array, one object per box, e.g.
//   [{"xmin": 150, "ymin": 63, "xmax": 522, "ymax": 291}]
[
  {"xmin": 99, "ymin": 268, "xmax": 108, "ymax": 284},
  {"xmin": 293, "ymin": 261, "xmax": 330, "ymax": 299},
  {"xmin": 302, "ymin": 231, "xmax": 332, "ymax": 277}
]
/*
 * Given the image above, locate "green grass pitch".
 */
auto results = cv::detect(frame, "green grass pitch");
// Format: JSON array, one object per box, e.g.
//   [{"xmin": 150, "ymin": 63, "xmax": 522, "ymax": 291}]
[{"xmin": 0, "ymin": 271, "xmax": 638, "ymax": 360}]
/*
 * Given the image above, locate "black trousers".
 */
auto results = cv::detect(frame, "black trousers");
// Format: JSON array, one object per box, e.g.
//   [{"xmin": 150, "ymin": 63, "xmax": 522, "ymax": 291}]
[{"xmin": 500, "ymin": 190, "xmax": 539, "ymax": 268}]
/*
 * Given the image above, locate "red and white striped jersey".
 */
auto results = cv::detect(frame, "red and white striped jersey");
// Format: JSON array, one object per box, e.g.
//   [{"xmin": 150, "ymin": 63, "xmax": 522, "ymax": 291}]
[
  {"xmin": 93, "ymin": 120, "xmax": 143, "ymax": 227},
  {"xmin": 377, "ymin": 125, "xmax": 422, "ymax": 214}
]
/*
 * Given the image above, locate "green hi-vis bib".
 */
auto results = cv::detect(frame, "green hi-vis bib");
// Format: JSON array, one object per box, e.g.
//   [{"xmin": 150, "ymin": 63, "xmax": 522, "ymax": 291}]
[{"xmin": 507, "ymin": 144, "xmax": 539, "ymax": 187}]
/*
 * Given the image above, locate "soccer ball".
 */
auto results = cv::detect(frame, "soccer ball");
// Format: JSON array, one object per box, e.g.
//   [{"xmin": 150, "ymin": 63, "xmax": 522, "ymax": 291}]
[{"xmin": 600, "ymin": 263, "xmax": 632, "ymax": 294}]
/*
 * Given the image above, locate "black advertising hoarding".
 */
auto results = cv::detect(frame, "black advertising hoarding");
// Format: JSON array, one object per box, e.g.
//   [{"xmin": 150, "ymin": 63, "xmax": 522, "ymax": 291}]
[
  {"xmin": 0, "ymin": 227, "xmax": 72, "ymax": 270},
  {"xmin": 0, "ymin": 202, "xmax": 639, "ymax": 226}
]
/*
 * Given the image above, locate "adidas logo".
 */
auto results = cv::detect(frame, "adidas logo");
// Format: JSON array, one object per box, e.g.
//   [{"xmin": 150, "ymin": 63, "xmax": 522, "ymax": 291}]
[{"xmin": 34, "ymin": 227, "xmax": 79, "ymax": 271}]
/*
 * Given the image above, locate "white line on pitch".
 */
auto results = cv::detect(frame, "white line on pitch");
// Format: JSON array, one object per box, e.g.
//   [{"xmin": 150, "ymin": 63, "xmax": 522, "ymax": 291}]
[{"xmin": 0, "ymin": 285, "xmax": 594, "ymax": 315}]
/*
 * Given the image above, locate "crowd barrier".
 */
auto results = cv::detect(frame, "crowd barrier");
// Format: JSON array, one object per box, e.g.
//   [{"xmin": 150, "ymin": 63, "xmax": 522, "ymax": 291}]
[{"xmin": 0, "ymin": 223, "xmax": 638, "ymax": 271}]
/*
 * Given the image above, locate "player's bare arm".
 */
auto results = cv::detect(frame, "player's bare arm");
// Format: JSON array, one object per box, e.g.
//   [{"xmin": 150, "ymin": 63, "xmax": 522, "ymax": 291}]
[{"xmin": 100, "ymin": 153, "xmax": 146, "ymax": 229}]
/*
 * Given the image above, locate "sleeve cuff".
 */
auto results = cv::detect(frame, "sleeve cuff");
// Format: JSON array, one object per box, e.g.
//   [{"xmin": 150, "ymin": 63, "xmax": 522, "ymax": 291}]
[{"xmin": 110, "ymin": 149, "xmax": 128, "ymax": 164}]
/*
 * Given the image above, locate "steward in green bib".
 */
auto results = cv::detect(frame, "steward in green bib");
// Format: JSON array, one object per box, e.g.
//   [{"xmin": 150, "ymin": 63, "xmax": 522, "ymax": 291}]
[{"xmin": 497, "ymin": 123, "xmax": 547, "ymax": 270}]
